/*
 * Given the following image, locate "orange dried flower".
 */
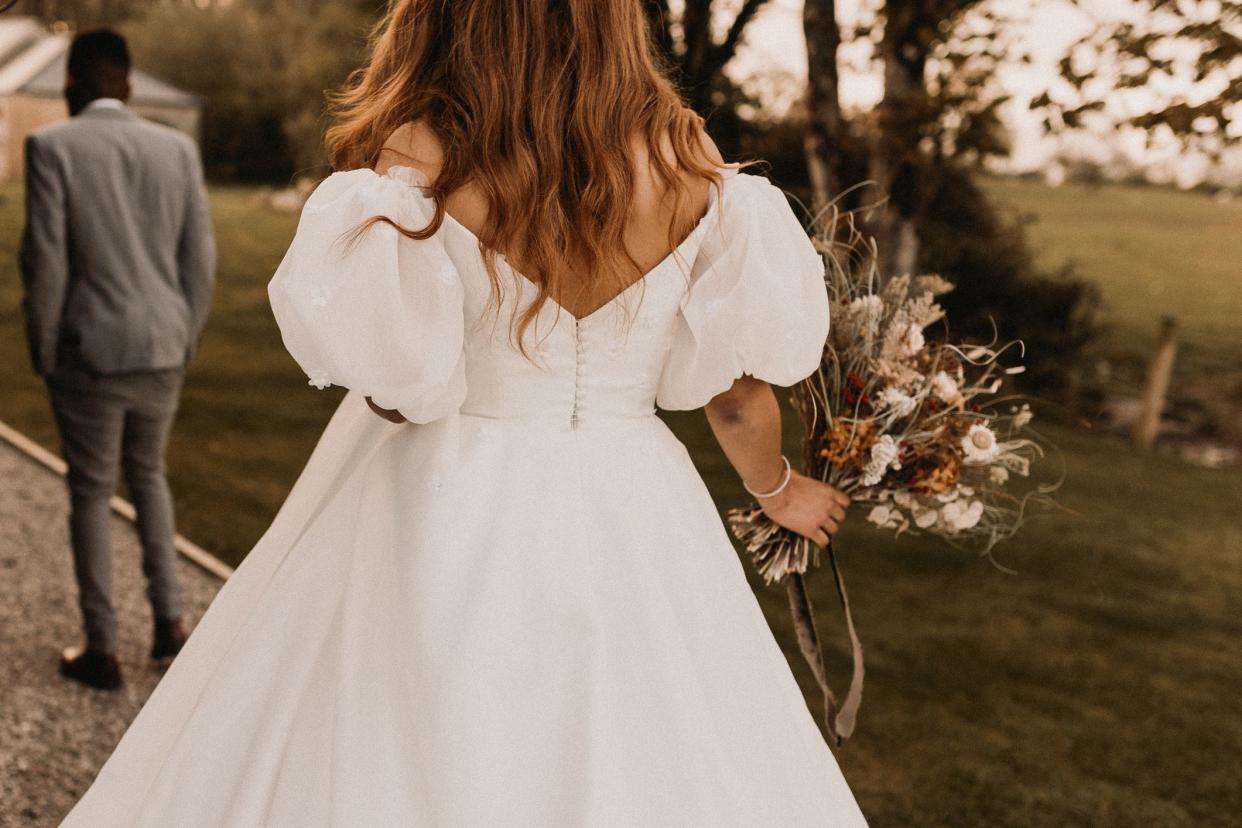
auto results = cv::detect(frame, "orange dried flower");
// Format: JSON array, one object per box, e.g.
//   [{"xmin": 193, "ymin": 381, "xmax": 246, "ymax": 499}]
[
  {"xmin": 819, "ymin": 419, "xmax": 879, "ymax": 470},
  {"xmin": 906, "ymin": 447, "xmax": 961, "ymax": 495}
]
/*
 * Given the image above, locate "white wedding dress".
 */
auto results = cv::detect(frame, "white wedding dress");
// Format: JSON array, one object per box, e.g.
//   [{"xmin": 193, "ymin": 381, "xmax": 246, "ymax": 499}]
[{"xmin": 62, "ymin": 165, "xmax": 867, "ymax": 826}]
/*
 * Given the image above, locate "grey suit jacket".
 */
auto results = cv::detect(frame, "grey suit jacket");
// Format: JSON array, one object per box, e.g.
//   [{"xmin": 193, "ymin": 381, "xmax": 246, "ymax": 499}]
[{"xmin": 19, "ymin": 105, "xmax": 216, "ymax": 376}]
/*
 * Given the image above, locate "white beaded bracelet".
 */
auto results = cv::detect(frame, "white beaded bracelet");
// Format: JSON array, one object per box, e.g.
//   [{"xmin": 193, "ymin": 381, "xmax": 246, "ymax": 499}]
[{"xmin": 743, "ymin": 455, "xmax": 792, "ymax": 499}]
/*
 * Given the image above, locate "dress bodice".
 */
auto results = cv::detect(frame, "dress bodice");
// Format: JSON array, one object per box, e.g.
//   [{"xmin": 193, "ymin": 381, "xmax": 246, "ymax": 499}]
[
  {"xmin": 268, "ymin": 164, "xmax": 829, "ymax": 429},
  {"xmin": 441, "ymin": 181, "xmax": 715, "ymax": 429}
]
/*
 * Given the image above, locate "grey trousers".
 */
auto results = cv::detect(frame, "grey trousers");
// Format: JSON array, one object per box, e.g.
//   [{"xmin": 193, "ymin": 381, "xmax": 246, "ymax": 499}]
[{"xmin": 47, "ymin": 365, "xmax": 185, "ymax": 654}]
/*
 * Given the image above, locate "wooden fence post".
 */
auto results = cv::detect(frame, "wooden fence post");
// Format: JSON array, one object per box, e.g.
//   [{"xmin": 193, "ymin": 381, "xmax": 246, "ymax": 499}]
[{"xmin": 1132, "ymin": 316, "xmax": 1178, "ymax": 449}]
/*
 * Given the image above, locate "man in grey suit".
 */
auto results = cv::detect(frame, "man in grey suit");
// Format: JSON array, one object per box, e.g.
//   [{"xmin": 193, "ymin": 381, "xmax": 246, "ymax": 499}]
[{"xmin": 19, "ymin": 29, "xmax": 216, "ymax": 690}]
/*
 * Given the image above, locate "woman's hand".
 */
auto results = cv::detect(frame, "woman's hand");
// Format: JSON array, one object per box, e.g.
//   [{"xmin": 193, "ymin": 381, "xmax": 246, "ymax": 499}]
[
  {"xmin": 365, "ymin": 396, "xmax": 408, "ymax": 424},
  {"xmin": 703, "ymin": 376, "xmax": 850, "ymax": 545},
  {"xmin": 754, "ymin": 472, "xmax": 851, "ymax": 547}
]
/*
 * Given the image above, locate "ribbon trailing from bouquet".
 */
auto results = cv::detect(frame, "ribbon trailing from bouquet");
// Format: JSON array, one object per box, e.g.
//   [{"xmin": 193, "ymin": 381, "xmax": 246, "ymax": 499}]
[
  {"xmin": 783, "ymin": 541, "xmax": 864, "ymax": 745},
  {"xmin": 727, "ymin": 503, "xmax": 865, "ymax": 743}
]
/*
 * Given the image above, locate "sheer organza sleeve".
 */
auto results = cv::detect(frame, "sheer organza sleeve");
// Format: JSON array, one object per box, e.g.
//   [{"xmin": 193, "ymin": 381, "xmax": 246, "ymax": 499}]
[
  {"xmin": 655, "ymin": 172, "xmax": 829, "ymax": 410},
  {"xmin": 267, "ymin": 167, "xmax": 467, "ymax": 424}
]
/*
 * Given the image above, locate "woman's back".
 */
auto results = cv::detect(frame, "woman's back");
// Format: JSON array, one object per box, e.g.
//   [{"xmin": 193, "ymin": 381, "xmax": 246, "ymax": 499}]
[
  {"xmin": 375, "ymin": 118, "xmax": 719, "ymax": 320},
  {"xmin": 324, "ymin": 0, "xmax": 731, "ymax": 345},
  {"xmin": 268, "ymin": 146, "xmax": 827, "ymax": 427}
]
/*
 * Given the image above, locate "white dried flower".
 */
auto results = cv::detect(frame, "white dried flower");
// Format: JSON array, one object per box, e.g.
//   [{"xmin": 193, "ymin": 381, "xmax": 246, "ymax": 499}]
[
  {"xmin": 1000, "ymin": 452, "xmax": 1031, "ymax": 477},
  {"xmin": 1013, "ymin": 404, "xmax": 1033, "ymax": 429},
  {"xmin": 962, "ymin": 423, "xmax": 999, "ymax": 463},
  {"xmin": 940, "ymin": 499, "xmax": 984, "ymax": 532},
  {"xmin": 931, "ymin": 370, "xmax": 959, "ymax": 403},
  {"xmin": 307, "ymin": 372, "xmax": 332, "ymax": 390},
  {"xmin": 861, "ymin": 435, "xmax": 902, "ymax": 486},
  {"xmin": 913, "ymin": 274, "xmax": 954, "ymax": 296},
  {"xmin": 867, "ymin": 504, "xmax": 898, "ymax": 528},
  {"xmin": 849, "ymin": 295, "xmax": 883, "ymax": 325},
  {"xmin": 989, "ymin": 466, "xmax": 1009, "ymax": 484},
  {"xmin": 879, "ymin": 387, "xmax": 918, "ymax": 418},
  {"xmin": 867, "ymin": 503, "xmax": 910, "ymax": 532},
  {"xmin": 904, "ymin": 323, "xmax": 925, "ymax": 356},
  {"xmin": 913, "ymin": 504, "xmax": 939, "ymax": 529}
]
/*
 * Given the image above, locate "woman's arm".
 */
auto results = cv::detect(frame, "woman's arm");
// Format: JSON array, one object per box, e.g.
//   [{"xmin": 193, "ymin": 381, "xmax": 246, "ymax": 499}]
[{"xmin": 705, "ymin": 376, "xmax": 850, "ymax": 546}]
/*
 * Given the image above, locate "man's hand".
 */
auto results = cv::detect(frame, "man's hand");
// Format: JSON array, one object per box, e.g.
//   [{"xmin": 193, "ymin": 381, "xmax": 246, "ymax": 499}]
[{"xmin": 365, "ymin": 396, "xmax": 407, "ymax": 424}]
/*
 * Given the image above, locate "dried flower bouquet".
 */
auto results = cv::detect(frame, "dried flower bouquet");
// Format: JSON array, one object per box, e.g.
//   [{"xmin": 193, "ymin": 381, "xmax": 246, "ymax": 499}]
[{"xmin": 729, "ymin": 204, "xmax": 1059, "ymax": 745}]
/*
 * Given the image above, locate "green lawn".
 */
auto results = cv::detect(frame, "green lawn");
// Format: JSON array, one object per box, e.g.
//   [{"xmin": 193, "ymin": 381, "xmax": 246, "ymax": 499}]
[
  {"xmin": 979, "ymin": 176, "xmax": 1242, "ymax": 398},
  {"xmin": 2, "ymin": 176, "xmax": 1239, "ymax": 825}
]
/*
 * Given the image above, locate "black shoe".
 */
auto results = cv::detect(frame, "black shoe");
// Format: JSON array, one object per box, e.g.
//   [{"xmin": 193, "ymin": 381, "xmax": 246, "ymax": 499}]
[
  {"xmin": 60, "ymin": 648, "xmax": 123, "ymax": 691},
  {"xmin": 151, "ymin": 616, "xmax": 187, "ymax": 662}
]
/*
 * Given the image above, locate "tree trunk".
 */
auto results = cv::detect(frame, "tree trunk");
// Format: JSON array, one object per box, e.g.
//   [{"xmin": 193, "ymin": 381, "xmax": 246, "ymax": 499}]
[
  {"xmin": 868, "ymin": 4, "xmax": 927, "ymax": 278},
  {"xmin": 678, "ymin": 0, "xmax": 715, "ymax": 111},
  {"xmin": 802, "ymin": 0, "xmax": 844, "ymax": 224}
]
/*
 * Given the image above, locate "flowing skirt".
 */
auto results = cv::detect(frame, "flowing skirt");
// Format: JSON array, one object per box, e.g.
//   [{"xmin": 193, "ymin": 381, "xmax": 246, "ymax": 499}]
[{"xmin": 63, "ymin": 393, "xmax": 867, "ymax": 826}]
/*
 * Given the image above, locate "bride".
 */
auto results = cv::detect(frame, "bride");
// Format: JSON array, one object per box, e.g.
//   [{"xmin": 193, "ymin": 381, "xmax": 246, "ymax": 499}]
[{"xmin": 63, "ymin": 1, "xmax": 866, "ymax": 824}]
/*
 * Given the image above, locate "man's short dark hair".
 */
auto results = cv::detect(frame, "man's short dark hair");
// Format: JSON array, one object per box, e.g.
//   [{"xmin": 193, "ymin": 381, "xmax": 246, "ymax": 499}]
[{"xmin": 67, "ymin": 29, "xmax": 130, "ymax": 85}]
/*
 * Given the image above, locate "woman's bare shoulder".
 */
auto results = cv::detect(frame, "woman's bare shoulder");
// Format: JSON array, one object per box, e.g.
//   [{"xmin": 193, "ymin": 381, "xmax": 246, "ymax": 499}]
[
  {"xmin": 376, "ymin": 119, "xmax": 444, "ymax": 179},
  {"xmin": 629, "ymin": 112, "xmax": 723, "ymax": 223},
  {"xmin": 631, "ymin": 111, "xmax": 724, "ymax": 171},
  {"xmin": 686, "ymin": 110, "xmax": 725, "ymax": 168}
]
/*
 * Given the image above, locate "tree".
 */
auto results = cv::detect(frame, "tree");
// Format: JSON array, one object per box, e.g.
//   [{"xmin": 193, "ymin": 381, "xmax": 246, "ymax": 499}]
[
  {"xmin": 802, "ymin": 0, "xmax": 845, "ymax": 216},
  {"xmin": 123, "ymin": 0, "xmax": 373, "ymax": 180},
  {"xmin": 800, "ymin": 1, "xmax": 1097, "ymax": 395},
  {"xmin": 644, "ymin": 0, "xmax": 772, "ymax": 115},
  {"xmin": 802, "ymin": 1, "xmax": 1026, "ymax": 272},
  {"xmin": 865, "ymin": 2, "xmax": 1020, "ymax": 277},
  {"xmin": 1032, "ymin": 0, "xmax": 1240, "ymax": 163}
]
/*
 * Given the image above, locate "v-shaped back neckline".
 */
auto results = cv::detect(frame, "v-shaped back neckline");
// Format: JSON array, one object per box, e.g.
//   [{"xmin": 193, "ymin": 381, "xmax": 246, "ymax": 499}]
[{"xmin": 382, "ymin": 164, "xmax": 722, "ymax": 324}]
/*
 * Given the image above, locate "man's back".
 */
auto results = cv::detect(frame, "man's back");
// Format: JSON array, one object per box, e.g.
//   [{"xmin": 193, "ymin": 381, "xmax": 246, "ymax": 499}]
[
  {"xmin": 20, "ymin": 103, "xmax": 215, "ymax": 375},
  {"xmin": 30, "ymin": 29, "xmax": 208, "ymax": 691}
]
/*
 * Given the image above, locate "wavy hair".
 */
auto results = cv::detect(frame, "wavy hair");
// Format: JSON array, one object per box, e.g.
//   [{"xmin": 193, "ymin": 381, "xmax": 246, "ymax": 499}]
[{"xmin": 325, "ymin": 0, "xmax": 730, "ymax": 348}]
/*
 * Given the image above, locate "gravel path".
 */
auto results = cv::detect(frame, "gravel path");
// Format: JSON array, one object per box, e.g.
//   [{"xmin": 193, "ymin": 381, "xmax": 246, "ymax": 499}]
[{"xmin": 0, "ymin": 437, "xmax": 224, "ymax": 827}]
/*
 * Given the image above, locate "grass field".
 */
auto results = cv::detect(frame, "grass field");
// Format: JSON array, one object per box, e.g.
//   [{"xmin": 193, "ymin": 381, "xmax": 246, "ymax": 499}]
[
  {"xmin": 2, "ymin": 175, "xmax": 1239, "ymax": 825},
  {"xmin": 979, "ymin": 177, "xmax": 1242, "ymax": 399}
]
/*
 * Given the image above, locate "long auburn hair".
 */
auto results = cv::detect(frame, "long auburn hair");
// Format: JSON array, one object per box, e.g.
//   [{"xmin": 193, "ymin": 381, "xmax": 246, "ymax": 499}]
[{"xmin": 325, "ymin": 0, "xmax": 729, "ymax": 347}]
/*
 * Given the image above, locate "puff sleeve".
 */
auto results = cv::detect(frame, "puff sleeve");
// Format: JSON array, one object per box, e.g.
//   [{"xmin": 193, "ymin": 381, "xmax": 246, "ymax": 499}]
[
  {"xmin": 267, "ymin": 167, "xmax": 466, "ymax": 424},
  {"xmin": 655, "ymin": 172, "xmax": 829, "ymax": 410}
]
